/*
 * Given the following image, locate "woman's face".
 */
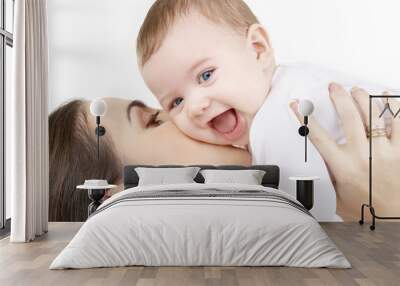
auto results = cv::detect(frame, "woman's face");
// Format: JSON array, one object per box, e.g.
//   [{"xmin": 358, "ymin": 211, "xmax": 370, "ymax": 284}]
[{"xmin": 85, "ymin": 98, "xmax": 251, "ymax": 166}]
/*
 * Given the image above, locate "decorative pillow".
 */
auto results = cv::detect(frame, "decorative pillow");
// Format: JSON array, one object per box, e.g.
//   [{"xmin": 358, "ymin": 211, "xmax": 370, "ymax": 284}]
[
  {"xmin": 135, "ymin": 167, "xmax": 201, "ymax": 186},
  {"xmin": 200, "ymin": 169, "xmax": 266, "ymax": 185}
]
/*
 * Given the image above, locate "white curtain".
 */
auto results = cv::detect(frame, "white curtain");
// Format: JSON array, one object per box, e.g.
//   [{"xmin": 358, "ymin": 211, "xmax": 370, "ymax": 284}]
[{"xmin": 9, "ymin": 0, "xmax": 49, "ymax": 242}]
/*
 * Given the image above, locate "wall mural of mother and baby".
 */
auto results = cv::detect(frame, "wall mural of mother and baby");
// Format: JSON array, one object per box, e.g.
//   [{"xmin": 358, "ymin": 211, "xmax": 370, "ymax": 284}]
[{"xmin": 48, "ymin": 0, "xmax": 400, "ymax": 222}]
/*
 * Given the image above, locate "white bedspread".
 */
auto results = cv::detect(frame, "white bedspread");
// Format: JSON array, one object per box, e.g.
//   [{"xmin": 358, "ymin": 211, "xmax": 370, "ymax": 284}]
[{"xmin": 50, "ymin": 183, "xmax": 350, "ymax": 269}]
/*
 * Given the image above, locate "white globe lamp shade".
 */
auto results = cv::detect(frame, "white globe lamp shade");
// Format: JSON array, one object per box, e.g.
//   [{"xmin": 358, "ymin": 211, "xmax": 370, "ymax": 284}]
[
  {"xmin": 90, "ymin": 99, "xmax": 107, "ymax": 117},
  {"xmin": 299, "ymin": 99, "xmax": 314, "ymax": 116}
]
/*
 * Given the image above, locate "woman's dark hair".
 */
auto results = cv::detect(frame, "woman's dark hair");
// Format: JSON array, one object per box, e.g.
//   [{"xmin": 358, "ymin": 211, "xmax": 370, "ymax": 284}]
[{"xmin": 49, "ymin": 100, "xmax": 123, "ymax": 221}]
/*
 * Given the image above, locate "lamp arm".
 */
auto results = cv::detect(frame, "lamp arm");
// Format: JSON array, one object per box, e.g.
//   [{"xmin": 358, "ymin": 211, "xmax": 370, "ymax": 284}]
[
  {"xmin": 97, "ymin": 124, "xmax": 100, "ymax": 161},
  {"xmin": 94, "ymin": 116, "xmax": 106, "ymax": 161}
]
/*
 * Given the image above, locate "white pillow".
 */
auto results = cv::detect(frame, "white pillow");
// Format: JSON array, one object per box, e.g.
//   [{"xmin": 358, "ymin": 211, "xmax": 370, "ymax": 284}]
[
  {"xmin": 200, "ymin": 169, "xmax": 266, "ymax": 185},
  {"xmin": 135, "ymin": 167, "xmax": 201, "ymax": 186}
]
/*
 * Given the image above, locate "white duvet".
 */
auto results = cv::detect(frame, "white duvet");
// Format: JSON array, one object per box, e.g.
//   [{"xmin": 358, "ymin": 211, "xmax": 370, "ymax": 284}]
[{"xmin": 50, "ymin": 183, "xmax": 350, "ymax": 269}]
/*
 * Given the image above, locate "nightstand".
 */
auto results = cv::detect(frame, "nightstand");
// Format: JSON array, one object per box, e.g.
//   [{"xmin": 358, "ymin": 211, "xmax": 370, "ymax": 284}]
[
  {"xmin": 77, "ymin": 180, "xmax": 117, "ymax": 216},
  {"xmin": 289, "ymin": 176, "xmax": 320, "ymax": 210}
]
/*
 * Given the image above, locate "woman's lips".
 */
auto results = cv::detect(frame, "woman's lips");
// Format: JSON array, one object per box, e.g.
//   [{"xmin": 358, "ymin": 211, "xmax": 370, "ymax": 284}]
[{"xmin": 209, "ymin": 109, "xmax": 245, "ymax": 141}]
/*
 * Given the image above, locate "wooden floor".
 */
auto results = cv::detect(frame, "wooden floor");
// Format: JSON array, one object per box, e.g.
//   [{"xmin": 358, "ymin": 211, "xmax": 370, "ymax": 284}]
[{"xmin": 0, "ymin": 222, "xmax": 399, "ymax": 286}]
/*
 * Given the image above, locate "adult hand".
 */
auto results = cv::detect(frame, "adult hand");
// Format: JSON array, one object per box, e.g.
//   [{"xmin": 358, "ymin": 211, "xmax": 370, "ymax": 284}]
[{"xmin": 290, "ymin": 83, "xmax": 400, "ymax": 221}]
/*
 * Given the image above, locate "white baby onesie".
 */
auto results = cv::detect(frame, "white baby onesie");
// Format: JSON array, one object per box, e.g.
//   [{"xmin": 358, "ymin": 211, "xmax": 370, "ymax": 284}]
[{"xmin": 249, "ymin": 63, "xmax": 395, "ymax": 221}]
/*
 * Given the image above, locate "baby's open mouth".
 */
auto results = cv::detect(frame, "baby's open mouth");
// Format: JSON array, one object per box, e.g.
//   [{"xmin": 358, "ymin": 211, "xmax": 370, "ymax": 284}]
[{"xmin": 208, "ymin": 109, "xmax": 245, "ymax": 141}]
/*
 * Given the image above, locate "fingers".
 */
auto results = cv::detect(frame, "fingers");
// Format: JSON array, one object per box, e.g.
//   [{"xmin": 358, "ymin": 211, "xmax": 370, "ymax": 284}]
[
  {"xmin": 350, "ymin": 87, "xmax": 388, "ymax": 145},
  {"xmin": 328, "ymin": 83, "xmax": 366, "ymax": 146},
  {"xmin": 289, "ymin": 100, "xmax": 339, "ymax": 163}
]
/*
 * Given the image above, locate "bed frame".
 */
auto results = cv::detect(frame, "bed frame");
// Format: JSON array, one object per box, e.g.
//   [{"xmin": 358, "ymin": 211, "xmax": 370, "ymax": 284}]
[{"xmin": 123, "ymin": 165, "xmax": 280, "ymax": 189}]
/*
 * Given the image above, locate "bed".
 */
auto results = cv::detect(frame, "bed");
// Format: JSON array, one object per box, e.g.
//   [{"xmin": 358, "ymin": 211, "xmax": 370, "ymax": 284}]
[{"xmin": 49, "ymin": 165, "xmax": 350, "ymax": 269}]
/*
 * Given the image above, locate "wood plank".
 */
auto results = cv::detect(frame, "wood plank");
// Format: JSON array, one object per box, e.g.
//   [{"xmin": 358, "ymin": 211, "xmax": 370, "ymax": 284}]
[{"xmin": 0, "ymin": 222, "xmax": 399, "ymax": 286}]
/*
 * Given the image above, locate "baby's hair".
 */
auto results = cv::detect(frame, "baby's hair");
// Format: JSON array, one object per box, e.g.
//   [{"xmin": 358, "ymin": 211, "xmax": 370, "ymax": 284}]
[{"xmin": 137, "ymin": 0, "xmax": 259, "ymax": 68}]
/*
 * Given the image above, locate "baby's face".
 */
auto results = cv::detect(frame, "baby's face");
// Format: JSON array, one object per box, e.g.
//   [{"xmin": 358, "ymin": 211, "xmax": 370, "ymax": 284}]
[{"xmin": 141, "ymin": 10, "xmax": 274, "ymax": 146}]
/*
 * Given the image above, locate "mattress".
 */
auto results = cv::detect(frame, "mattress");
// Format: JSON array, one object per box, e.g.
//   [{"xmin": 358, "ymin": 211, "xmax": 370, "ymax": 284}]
[{"xmin": 50, "ymin": 183, "xmax": 350, "ymax": 269}]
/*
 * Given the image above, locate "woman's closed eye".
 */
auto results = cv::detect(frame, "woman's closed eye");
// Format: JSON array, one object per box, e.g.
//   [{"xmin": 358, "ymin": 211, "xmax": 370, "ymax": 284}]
[{"xmin": 146, "ymin": 111, "xmax": 163, "ymax": 128}]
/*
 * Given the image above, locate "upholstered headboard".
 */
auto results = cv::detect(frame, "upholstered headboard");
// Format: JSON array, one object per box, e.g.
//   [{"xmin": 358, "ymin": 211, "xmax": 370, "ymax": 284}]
[{"xmin": 123, "ymin": 165, "xmax": 280, "ymax": 189}]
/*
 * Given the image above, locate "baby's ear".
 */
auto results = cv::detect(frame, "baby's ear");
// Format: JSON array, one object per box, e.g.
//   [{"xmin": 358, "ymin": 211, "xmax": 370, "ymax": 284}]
[{"xmin": 246, "ymin": 24, "xmax": 273, "ymax": 64}]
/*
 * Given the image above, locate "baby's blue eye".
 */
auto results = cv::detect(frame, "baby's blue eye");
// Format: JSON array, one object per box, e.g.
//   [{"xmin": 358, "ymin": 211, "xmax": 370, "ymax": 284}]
[
  {"xmin": 200, "ymin": 69, "xmax": 214, "ymax": 83},
  {"xmin": 171, "ymin": 97, "xmax": 184, "ymax": 109}
]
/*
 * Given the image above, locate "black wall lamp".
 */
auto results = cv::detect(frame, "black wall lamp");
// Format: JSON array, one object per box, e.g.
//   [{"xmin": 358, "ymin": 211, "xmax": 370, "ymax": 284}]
[
  {"xmin": 90, "ymin": 99, "xmax": 107, "ymax": 160},
  {"xmin": 297, "ymin": 99, "xmax": 314, "ymax": 162}
]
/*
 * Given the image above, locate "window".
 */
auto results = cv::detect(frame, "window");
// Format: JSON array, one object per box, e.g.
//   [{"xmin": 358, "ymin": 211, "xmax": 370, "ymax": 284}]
[{"xmin": 0, "ymin": 0, "xmax": 14, "ymax": 233}]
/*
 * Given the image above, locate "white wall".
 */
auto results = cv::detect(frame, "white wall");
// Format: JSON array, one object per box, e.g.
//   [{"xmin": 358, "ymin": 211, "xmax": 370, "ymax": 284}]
[
  {"xmin": 48, "ymin": 0, "xmax": 157, "ymax": 112},
  {"xmin": 246, "ymin": 0, "xmax": 400, "ymax": 87},
  {"xmin": 48, "ymin": 0, "xmax": 400, "ymax": 112}
]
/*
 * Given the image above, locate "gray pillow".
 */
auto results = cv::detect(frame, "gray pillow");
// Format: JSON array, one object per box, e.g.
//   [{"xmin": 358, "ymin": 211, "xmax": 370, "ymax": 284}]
[
  {"xmin": 135, "ymin": 167, "xmax": 201, "ymax": 186},
  {"xmin": 200, "ymin": 169, "xmax": 266, "ymax": 185}
]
